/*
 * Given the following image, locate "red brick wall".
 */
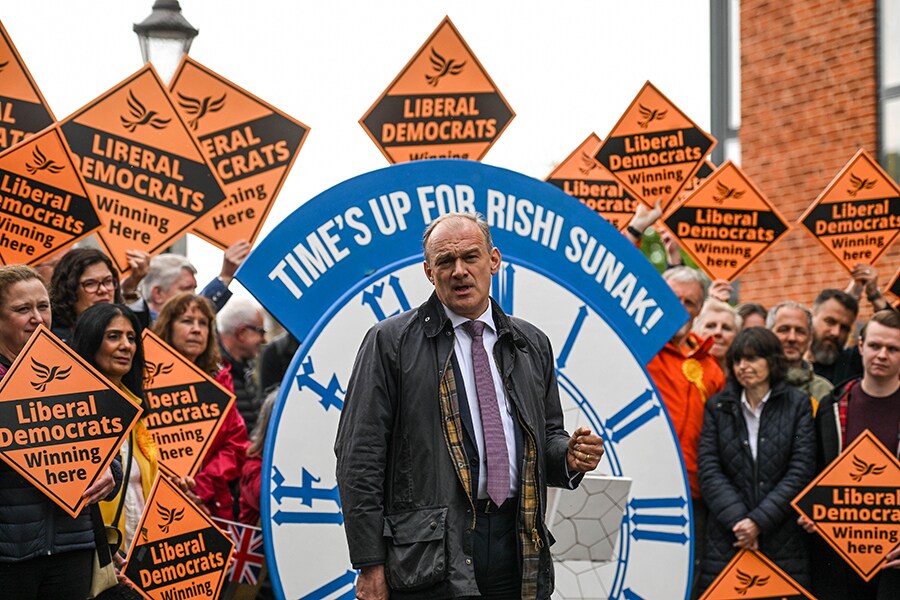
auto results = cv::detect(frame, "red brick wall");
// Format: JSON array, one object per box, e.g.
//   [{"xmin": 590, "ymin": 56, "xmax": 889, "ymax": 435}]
[{"xmin": 737, "ymin": 0, "xmax": 891, "ymax": 316}]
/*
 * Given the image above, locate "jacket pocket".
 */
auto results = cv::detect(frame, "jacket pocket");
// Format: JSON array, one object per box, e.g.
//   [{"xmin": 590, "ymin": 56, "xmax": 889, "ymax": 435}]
[{"xmin": 383, "ymin": 506, "xmax": 448, "ymax": 591}]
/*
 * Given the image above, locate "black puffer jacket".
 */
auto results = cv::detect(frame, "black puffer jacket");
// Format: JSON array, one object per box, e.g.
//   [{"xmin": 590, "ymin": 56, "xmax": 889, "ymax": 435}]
[
  {"xmin": 697, "ymin": 378, "xmax": 815, "ymax": 591},
  {"xmin": 0, "ymin": 358, "xmax": 122, "ymax": 563},
  {"xmin": 0, "ymin": 463, "xmax": 96, "ymax": 562},
  {"xmin": 220, "ymin": 344, "xmax": 258, "ymax": 432}
]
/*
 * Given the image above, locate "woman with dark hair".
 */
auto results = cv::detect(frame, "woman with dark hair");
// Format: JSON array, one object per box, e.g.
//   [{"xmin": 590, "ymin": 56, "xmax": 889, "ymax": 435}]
[
  {"xmin": 697, "ymin": 327, "xmax": 815, "ymax": 591},
  {"xmin": 0, "ymin": 265, "xmax": 118, "ymax": 598},
  {"xmin": 152, "ymin": 293, "xmax": 248, "ymax": 520},
  {"xmin": 50, "ymin": 248, "xmax": 122, "ymax": 344},
  {"xmin": 72, "ymin": 303, "xmax": 159, "ymax": 558},
  {"xmin": 49, "ymin": 248, "xmax": 150, "ymax": 343}
]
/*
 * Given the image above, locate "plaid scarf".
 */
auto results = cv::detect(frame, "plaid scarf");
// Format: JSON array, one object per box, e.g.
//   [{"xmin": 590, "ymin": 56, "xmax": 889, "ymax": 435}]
[{"xmin": 437, "ymin": 349, "xmax": 542, "ymax": 600}]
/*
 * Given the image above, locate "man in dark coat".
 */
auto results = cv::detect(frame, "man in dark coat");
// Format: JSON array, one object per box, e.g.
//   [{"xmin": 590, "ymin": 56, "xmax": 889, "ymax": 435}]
[
  {"xmin": 335, "ymin": 213, "xmax": 604, "ymax": 600},
  {"xmin": 808, "ymin": 309, "xmax": 900, "ymax": 599},
  {"xmin": 217, "ymin": 297, "xmax": 265, "ymax": 431}
]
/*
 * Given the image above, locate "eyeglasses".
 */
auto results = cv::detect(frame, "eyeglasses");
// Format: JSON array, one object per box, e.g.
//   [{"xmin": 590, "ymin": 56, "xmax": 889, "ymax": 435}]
[
  {"xmin": 79, "ymin": 276, "xmax": 117, "ymax": 293},
  {"xmin": 243, "ymin": 325, "xmax": 267, "ymax": 335}
]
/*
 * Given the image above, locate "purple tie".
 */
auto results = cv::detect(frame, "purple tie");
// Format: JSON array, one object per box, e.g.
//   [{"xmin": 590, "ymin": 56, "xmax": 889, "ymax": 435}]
[{"xmin": 463, "ymin": 320, "xmax": 509, "ymax": 506}]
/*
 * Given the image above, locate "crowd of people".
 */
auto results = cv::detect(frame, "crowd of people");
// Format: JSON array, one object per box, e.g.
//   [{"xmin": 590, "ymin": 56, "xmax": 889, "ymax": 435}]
[
  {"xmin": 0, "ymin": 241, "xmax": 280, "ymax": 599},
  {"xmin": 626, "ymin": 203, "xmax": 900, "ymax": 599},
  {"xmin": 2, "ymin": 201, "xmax": 900, "ymax": 600}
]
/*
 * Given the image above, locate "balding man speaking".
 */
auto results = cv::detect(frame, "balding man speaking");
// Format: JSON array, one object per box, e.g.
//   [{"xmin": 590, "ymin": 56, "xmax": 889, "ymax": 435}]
[{"xmin": 335, "ymin": 213, "xmax": 602, "ymax": 599}]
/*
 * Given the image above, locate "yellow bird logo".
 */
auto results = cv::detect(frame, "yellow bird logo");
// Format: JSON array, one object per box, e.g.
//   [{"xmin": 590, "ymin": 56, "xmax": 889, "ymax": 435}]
[
  {"xmin": 713, "ymin": 181, "xmax": 745, "ymax": 204},
  {"xmin": 176, "ymin": 91, "xmax": 226, "ymax": 130},
  {"xmin": 120, "ymin": 90, "xmax": 171, "ymax": 133},
  {"xmin": 143, "ymin": 360, "xmax": 174, "ymax": 388},
  {"xmin": 637, "ymin": 104, "xmax": 667, "ymax": 129},
  {"xmin": 30, "ymin": 358, "xmax": 72, "ymax": 392},
  {"xmin": 579, "ymin": 152, "xmax": 600, "ymax": 175},
  {"xmin": 25, "ymin": 146, "xmax": 65, "ymax": 175},
  {"xmin": 157, "ymin": 503, "xmax": 185, "ymax": 534},
  {"xmin": 425, "ymin": 47, "xmax": 465, "ymax": 87},
  {"xmin": 847, "ymin": 173, "xmax": 877, "ymax": 197},
  {"xmin": 850, "ymin": 454, "xmax": 886, "ymax": 482},
  {"xmin": 734, "ymin": 569, "xmax": 769, "ymax": 595}
]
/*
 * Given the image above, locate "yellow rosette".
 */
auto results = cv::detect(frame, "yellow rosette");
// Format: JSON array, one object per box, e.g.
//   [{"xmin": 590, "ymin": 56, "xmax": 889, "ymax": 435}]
[{"xmin": 682, "ymin": 358, "xmax": 708, "ymax": 402}]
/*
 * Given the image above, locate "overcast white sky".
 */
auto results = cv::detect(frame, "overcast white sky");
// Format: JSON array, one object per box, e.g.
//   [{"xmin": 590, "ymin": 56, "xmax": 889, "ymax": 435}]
[{"xmin": 3, "ymin": 1, "xmax": 711, "ymax": 289}]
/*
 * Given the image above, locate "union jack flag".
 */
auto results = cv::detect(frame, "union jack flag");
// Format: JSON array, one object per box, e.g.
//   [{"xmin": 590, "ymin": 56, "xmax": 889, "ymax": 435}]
[{"xmin": 213, "ymin": 517, "xmax": 265, "ymax": 586}]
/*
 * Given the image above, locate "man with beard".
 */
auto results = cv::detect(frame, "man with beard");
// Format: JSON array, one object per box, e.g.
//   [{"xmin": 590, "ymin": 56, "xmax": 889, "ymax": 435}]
[
  {"xmin": 767, "ymin": 301, "xmax": 832, "ymax": 413},
  {"xmin": 647, "ymin": 266, "xmax": 726, "ymax": 598},
  {"xmin": 803, "ymin": 309, "xmax": 900, "ymax": 599},
  {"xmin": 806, "ymin": 289, "xmax": 861, "ymax": 385}
]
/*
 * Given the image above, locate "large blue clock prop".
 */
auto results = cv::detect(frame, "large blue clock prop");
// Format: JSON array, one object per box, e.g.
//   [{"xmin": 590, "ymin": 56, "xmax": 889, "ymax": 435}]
[{"xmin": 237, "ymin": 160, "xmax": 693, "ymax": 599}]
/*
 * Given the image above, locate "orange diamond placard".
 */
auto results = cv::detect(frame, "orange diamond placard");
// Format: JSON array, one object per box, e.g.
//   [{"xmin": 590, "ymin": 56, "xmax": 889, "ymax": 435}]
[
  {"xmin": 664, "ymin": 161, "xmax": 790, "ymax": 281},
  {"xmin": 0, "ymin": 326, "xmax": 141, "ymax": 517},
  {"xmin": 123, "ymin": 475, "xmax": 233, "ymax": 599},
  {"xmin": 594, "ymin": 81, "xmax": 716, "ymax": 213},
  {"xmin": 545, "ymin": 133, "xmax": 639, "ymax": 230},
  {"xmin": 359, "ymin": 16, "xmax": 515, "ymax": 163},
  {"xmin": 677, "ymin": 159, "xmax": 715, "ymax": 203},
  {"xmin": 141, "ymin": 330, "xmax": 235, "ymax": 478},
  {"xmin": 0, "ymin": 125, "xmax": 102, "ymax": 266},
  {"xmin": 799, "ymin": 148, "xmax": 900, "ymax": 272},
  {"xmin": 170, "ymin": 57, "xmax": 310, "ymax": 250},
  {"xmin": 792, "ymin": 430, "xmax": 900, "ymax": 581},
  {"xmin": 58, "ymin": 64, "xmax": 228, "ymax": 274},
  {"xmin": 0, "ymin": 20, "xmax": 55, "ymax": 151},
  {"xmin": 699, "ymin": 549, "xmax": 815, "ymax": 599}
]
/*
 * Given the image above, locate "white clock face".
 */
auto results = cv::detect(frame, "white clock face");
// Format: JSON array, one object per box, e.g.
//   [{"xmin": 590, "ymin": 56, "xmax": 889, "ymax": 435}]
[{"xmin": 237, "ymin": 160, "xmax": 692, "ymax": 600}]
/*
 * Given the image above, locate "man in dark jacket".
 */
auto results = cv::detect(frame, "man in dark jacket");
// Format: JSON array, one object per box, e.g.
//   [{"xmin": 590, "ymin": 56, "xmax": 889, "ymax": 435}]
[
  {"xmin": 217, "ymin": 297, "xmax": 265, "ymax": 431},
  {"xmin": 808, "ymin": 309, "xmax": 900, "ymax": 599},
  {"xmin": 334, "ymin": 213, "xmax": 603, "ymax": 600}
]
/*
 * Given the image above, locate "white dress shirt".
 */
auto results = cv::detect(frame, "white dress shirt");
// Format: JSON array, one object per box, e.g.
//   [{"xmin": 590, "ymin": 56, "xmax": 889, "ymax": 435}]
[{"xmin": 740, "ymin": 389, "xmax": 771, "ymax": 460}]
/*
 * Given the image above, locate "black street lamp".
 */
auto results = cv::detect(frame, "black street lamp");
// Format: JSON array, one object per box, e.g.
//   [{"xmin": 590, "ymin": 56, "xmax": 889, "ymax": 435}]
[
  {"xmin": 134, "ymin": 0, "xmax": 198, "ymax": 255},
  {"xmin": 133, "ymin": 0, "xmax": 198, "ymax": 85}
]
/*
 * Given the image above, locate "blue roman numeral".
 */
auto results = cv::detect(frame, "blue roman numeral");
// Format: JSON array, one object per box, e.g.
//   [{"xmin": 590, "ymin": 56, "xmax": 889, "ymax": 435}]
[
  {"xmin": 298, "ymin": 569, "xmax": 357, "ymax": 600},
  {"xmin": 604, "ymin": 389, "xmax": 661, "ymax": 442},
  {"xmin": 557, "ymin": 305, "xmax": 588, "ymax": 369},
  {"xmin": 628, "ymin": 496, "xmax": 689, "ymax": 545},
  {"xmin": 361, "ymin": 275, "xmax": 410, "ymax": 321},
  {"xmin": 271, "ymin": 466, "xmax": 344, "ymax": 526},
  {"xmin": 295, "ymin": 355, "xmax": 345, "ymax": 412},
  {"xmin": 491, "ymin": 262, "xmax": 516, "ymax": 314}
]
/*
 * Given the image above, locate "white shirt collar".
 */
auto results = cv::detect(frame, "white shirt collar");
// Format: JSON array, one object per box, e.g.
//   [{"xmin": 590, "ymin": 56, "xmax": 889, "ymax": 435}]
[
  {"xmin": 740, "ymin": 388, "xmax": 771, "ymax": 415},
  {"xmin": 443, "ymin": 303, "xmax": 495, "ymax": 334}
]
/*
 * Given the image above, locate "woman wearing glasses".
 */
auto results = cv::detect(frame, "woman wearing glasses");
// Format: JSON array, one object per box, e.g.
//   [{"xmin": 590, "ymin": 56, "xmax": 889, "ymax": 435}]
[{"xmin": 49, "ymin": 248, "xmax": 148, "ymax": 343}]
